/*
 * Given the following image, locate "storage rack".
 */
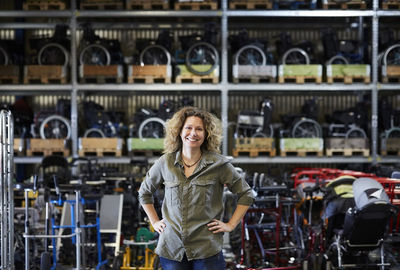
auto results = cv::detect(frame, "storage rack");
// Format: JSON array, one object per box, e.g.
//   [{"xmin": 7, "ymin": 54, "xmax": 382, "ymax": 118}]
[{"xmin": 0, "ymin": 0, "xmax": 399, "ymax": 166}]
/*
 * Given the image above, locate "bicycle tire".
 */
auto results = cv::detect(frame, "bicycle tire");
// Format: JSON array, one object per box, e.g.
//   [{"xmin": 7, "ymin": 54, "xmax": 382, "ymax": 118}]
[
  {"xmin": 38, "ymin": 43, "xmax": 69, "ymax": 68},
  {"xmin": 282, "ymin": 47, "xmax": 310, "ymax": 65},
  {"xmin": 79, "ymin": 44, "xmax": 111, "ymax": 66},
  {"xmin": 39, "ymin": 114, "xmax": 71, "ymax": 139},
  {"xmin": 326, "ymin": 55, "xmax": 349, "ymax": 65},
  {"xmin": 383, "ymin": 43, "xmax": 400, "ymax": 66},
  {"xmin": 185, "ymin": 41, "xmax": 219, "ymax": 76},
  {"xmin": 291, "ymin": 118, "xmax": 322, "ymax": 138},
  {"xmin": 385, "ymin": 127, "xmax": 400, "ymax": 138},
  {"xmin": 140, "ymin": 44, "xmax": 171, "ymax": 66},
  {"xmin": 83, "ymin": 128, "xmax": 106, "ymax": 138},
  {"xmin": 138, "ymin": 117, "xmax": 166, "ymax": 139},
  {"xmin": 234, "ymin": 44, "xmax": 266, "ymax": 66},
  {"xmin": 345, "ymin": 126, "xmax": 367, "ymax": 139}
]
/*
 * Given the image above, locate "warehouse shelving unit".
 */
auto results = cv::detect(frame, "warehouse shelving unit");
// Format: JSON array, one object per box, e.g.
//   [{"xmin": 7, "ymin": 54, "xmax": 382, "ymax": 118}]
[{"xmin": 1, "ymin": 0, "xmax": 399, "ymax": 166}]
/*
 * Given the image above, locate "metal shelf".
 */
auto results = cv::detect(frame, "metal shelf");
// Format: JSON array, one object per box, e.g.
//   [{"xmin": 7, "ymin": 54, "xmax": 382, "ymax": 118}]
[
  {"xmin": 227, "ymin": 10, "xmax": 374, "ymax": 17},
  {"xmin": 0, "ymin": 10, "xmax": 71, "ymax": 18},
  {"xmin": 378, "ymin": 157, "xmax": 400, "ymax": 163},
  {"xmin": 0, "ymin": 85, "xmax": 72, "ymax": 92},
  {"xmin": 5, "ymin": 0, "xmax": 398, "ymax": 166},
  {"xmin": 231, "ymin": 156, "xmax": 373, "ymax": 164},
  {"xmin": 76, "ymin": 83, "xmax": 222, "ymax": 92},
  {"xmin": 377, "ymin": 10, "xmax": 400, "ymax": 17},
  {"xmin": 76, "ymin": 10, "xmax": 221, "ymax": 18},
  {"xmin": 227, "ymin": 83, "xmax": 373, "ymax": 91},
  {"xmin": 13, "ymin": 156, "xmax": 155, "ymax": 164},
  {"xmin": 377, "ymin": 83, "xmax": 400, "ymax": 91},
  {"xmin": 2, "ymin": 83, "xmax": 373, "ymax": 92}
]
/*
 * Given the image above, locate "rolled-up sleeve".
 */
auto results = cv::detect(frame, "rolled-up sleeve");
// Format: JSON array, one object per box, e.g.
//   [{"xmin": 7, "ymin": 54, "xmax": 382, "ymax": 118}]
[
  {"xmin": 138, "ymin": 158, "xmax": 164, "ymax": 205},
  {"xmin": 222, "ymin": 163, "xmax": 255, "ymax": 206}
]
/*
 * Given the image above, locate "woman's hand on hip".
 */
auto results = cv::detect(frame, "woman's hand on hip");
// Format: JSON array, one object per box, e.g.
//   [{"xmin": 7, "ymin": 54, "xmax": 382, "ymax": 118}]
[
  {"xmin": 153, "ymin": 219, "xmax": 166, "ymax": 234},
  {"xmin": 207, "ymin": 219, "xmax": 234, "ymax": 233}
]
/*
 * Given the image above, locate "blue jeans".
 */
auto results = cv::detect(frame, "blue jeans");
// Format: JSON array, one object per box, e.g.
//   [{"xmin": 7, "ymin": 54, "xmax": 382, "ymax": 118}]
[{"xmin": 160, "ymin": 251, "xmax": 225, "ymax": 270}]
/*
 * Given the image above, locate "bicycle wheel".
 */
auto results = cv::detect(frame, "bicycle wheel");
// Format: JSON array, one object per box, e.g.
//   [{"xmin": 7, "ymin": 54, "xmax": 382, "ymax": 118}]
[
  {"xmin": 140, "ymin": 44, "xmax": 171, "ymax": 66},
  {"xmin": 383, "ymin": 44, "xmax": 400, "ymax": 66},
  {"xmin": 185, "ymin": 42, "xmax": 219, "ymax": 76},
  {"xmin": 79, "ymin": 44, "xmax": 111, "ymax": 66},
  {"xmin": 39, "ymin": 115, "xmax": 71, "ymax": 139},
  {"xmin": 83, "ymin": 128, "xmax": 106, "ymax": 138},
  {"xmin": 252, "ymin": 124, "xmax": 274, "ymax": 138},
  {"xmin": 138, "ymin": 117, "xmax": 166, "ymax": 139},
  {"xmin": 345, "ymin": 126, "xmax": 367, "ymax": 139},
  {"xmin": 0, "ymin": 45, "xmax": 9, "ymax": 65},
  {"xmin": 234, "ymin": 44, "xmax": 266, "ymax": 66},
  {"xmin": 282, "ymin": 47, "xmax": 310, "ymax": 65},
  {"xmin": 291, "ymin": 118, "xmax": 322, "ymax": 138},
  {"xmin": 38, "ymin": 43, "xmax": 69, "ymax": 68},
  {"xmin": 326, "ymin": 55, "xmax": 349, "ymax": 65},
  {"xmin": 385, "ymin": 127, "xmax": 400, "ymax": 138}
]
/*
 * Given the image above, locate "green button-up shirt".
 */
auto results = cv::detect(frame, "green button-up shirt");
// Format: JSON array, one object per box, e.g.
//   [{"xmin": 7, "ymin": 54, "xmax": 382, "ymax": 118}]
[{"xmin": 138, "ymin": 150, "xmax": 254, "ymax": 261}]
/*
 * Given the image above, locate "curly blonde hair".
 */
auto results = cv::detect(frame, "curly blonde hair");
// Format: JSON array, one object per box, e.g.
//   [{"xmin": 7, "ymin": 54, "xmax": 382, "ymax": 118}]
[{"xmin": 164, "ymin": 107, "xmax": 222, "ymax": 154}]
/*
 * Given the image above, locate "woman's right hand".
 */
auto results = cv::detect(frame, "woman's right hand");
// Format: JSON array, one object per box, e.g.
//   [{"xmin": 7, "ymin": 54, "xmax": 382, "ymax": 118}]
[{"xmin": 152, "ymin": 219, "xmax": 166, "ymax": 234}]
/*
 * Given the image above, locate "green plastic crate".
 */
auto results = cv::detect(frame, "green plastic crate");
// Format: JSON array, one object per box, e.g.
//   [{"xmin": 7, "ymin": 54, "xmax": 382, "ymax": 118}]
[{"xmin": 127, "ymin": 138, "xmax": 164, "ymax": 151}]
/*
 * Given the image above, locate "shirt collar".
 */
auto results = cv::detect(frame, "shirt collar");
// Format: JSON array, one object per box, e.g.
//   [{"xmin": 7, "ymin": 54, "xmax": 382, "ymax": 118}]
[{"xmin": 174, "ymin": 149, "xmax": 215, "ymax": 168}]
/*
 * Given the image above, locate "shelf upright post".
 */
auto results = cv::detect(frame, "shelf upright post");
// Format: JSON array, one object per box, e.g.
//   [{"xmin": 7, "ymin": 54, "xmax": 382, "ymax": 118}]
[
  {"xmin": 371, "ymin": 0, "xmax": 379, "ymax": 164},
  {"xmin": 221, "ymin": 0, "xmax": 229, "ymax": 155},
  {"xmin": 70, "ymin": 0, "xmax": 78, "ymax": 158}
]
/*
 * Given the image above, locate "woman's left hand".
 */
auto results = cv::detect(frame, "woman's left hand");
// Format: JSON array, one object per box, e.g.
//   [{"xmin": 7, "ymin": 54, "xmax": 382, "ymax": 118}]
[{"xmin": 207, "ymin": 219, "xmax": 234, "ymax": 233}]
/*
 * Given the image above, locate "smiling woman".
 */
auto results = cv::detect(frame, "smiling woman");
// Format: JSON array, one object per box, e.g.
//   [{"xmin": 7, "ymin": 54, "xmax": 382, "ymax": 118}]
[{"xmin": 138, "ymin": 106, "xmax": 254, "ymax": 270}]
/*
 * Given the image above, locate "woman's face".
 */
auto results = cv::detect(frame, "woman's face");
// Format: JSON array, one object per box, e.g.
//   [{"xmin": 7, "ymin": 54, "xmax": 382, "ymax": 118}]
[{"xmin": 180, "ymin": 116, "xmax": 205, "ymax": 150}]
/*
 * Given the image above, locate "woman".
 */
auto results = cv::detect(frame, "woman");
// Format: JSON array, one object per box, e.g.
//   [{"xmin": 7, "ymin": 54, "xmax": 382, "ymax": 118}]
[{"xmin": 138, "ymin": 106, "xmax": 254, "ymax": 270}]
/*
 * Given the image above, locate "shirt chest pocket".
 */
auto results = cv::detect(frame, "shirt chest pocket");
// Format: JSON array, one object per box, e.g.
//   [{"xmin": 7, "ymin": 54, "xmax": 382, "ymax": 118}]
[
  {"xmin": 164, "ymin": 181, "xmax": 180, "ymax": 207},
  {"xmin": 191, "ymin": 180, "xmax": 214, "ymax": 206}
]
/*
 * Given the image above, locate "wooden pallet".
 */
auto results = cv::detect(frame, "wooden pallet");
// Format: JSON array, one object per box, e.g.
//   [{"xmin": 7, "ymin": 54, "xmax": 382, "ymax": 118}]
[
  {"xmin": 174, "ymin": 1, "xmax": 218, "ymax": 10},
  {"xmin": 232, "ymin": 65, "xmax": 277, "ymax": 83},
  {"xmin": 80, "ymin": 0, "xmax": 124, "ymax": 10},
  {"xmin": 326, "ymin": 64, "xmax": 370, "ymax": 84},
  {"xmin": 127, "ymin": 65, "xmax": 171, "ymax": 84},
  {"xmin": 323, "ymin": 0, "xmax": 367, "ymax": 9},
  {"xmin": 382, "ymin": 66, "xmax": 400, "ymax": 83},
  {"xmin": 24, "ymin": 65, "xmax": 67, "ymax": 84},
  {"xmin": 233, "ymin": 77, "xmax": 276, "ymax": 83},
  {"xmin": 278, "ymin": 75, "xmax": 322, "ymax": 84},
  {"xmin": 79, "ymin": 65, "xmax": 123, "ymax": 83},
  {"xmin": 23, "ymin": 0, "xmax": 66, "ymax": 10},
  {"xmin": 79, "ymin": 148, "xmax": 122, "ymax": 157},
  {"xmin": 175, "ymin": 75, "xmax": 218, "ymax": 84},
  {"xmin": 0, "ymin": 66, "xmax": 19, "ymax": 84},
  {"xmin": 26, "ymin": 138, "xmax": 70, "ymax": 157},
  {"xmin": 126, "ymin": 0, "xmax": 169, "ymax": 10},
  {"xmin": 278, "ymin": 64, "xmax": 322, "ymax": 83},
  {"xmin": 175, "ymin": 64, "xmax": 219, "ymax": 83},
  {"xmin": 79, "ymin": 138, "xmax": 123, "ymax": 157},
  {"xmin": 382, "ymin": 0, "xmax": 400, "ymax": 9},
  {"xmin": 381, "ymin": 138, "xmax": 400, "ymax": 156},
  {"xmin": 232, "ymin": 148, "xmax": 276, "ymax": 157},
  {"xmin": 232, "ymin": 137, "xmax": 276, "ymax": 157},
  {"xmin": 326, "ymin": 148, "xmax": 369, "ymax": 157},
  {"xmin": 327, "ymin": 76, "xmax": 370, "ymax": 84},
  {"xmin": 279, "ymin": 138, "xmax": 323, "ymax": 157},
  {"xmin": 280, "ymin": 149, "xmax": 323, "ymax": 157},
  {"xmin": 229, "ymin": 0, "xmax": 273, "ymax": 9}
]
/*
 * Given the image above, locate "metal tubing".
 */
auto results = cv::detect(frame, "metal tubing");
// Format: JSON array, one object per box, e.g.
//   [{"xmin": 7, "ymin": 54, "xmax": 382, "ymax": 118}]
[{"xmin": 0, "ymin": 110, "xmax": 14, "ymax": 270}]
